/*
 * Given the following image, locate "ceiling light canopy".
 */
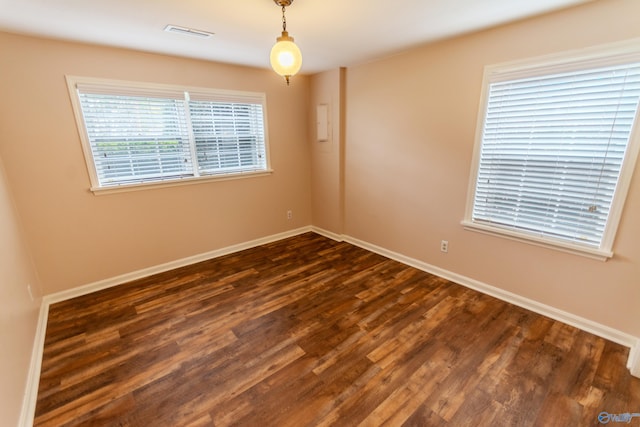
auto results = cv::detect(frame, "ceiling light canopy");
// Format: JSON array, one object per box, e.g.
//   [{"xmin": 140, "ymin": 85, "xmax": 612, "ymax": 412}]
[{"xmin": 270, "ymin": 0, "xmax": 302, "ymax": 86}]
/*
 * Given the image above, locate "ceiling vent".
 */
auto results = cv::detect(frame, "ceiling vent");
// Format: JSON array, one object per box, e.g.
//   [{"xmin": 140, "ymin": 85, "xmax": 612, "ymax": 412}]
[{"xmin": 164, "ymin": 25, "xmax": 214, "ymax": 39}]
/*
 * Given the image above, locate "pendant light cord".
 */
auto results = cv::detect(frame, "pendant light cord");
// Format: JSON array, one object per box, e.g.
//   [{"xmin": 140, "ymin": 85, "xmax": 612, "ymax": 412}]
[{"xmin": 281, "ymin": 5, "xmax": 287, "ymax": 32}]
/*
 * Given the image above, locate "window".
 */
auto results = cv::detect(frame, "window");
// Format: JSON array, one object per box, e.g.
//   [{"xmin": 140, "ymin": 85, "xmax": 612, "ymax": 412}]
[
  {"xmin": 67, "ymin": 76, "xmax": 270, "ymax": 192},
  {"xmin": 463, "ymin": 43, "xmax": 640, "ymax": 260}
]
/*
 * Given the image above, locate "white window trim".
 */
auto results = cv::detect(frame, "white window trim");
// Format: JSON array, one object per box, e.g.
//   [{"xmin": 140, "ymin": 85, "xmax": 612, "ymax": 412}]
[
  {"xmin": 66, "ymin": 76, "xmax": 273, "ymax": 194},
  {"xmin": 462, "ymin": 38, "xmax": 640, "ymax": 261}
]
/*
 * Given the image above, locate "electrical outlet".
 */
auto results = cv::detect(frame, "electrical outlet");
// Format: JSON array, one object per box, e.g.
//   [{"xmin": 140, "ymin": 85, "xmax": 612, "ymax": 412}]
[
  {"xmin": 440, "ymin": 240, "xmax": 449, "ymax": 253},
  {"xmin": 287, "ymin": 210, "xmax": 293, "ymax": 220}
]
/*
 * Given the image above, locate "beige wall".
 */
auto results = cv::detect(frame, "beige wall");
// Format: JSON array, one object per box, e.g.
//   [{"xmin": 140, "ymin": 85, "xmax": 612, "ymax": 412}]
[
  {"xmin": 342, "ymin": 0, "xmax": 640, "ymax": 337},
  {"xmin": 0, "ymin": 32, "xmax": 312, "ymax": 295},
  {"xmin": 0, "ymin": 155, "xmax": 41, "ymax": 426},
  {"xmin": 3, "ymin": 1, "xmax": 640, "ymax": 422}
]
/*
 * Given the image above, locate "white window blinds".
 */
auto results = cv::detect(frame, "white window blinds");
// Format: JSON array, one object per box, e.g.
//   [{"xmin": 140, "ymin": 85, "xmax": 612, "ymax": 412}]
[
  {"xmin": 78, "ymin": 92, "xmax": 193, "ymax": 185},
  {"xmin": 70, "ymin": 78, "xmax": 269, "ymax": 189},
  {"xmin": 189, "ymin": 101, "xmax": 266, "ymax": 175},
  {"xmin": 466, "ymin": 57, "xmax": 640, "ymax": 257}
]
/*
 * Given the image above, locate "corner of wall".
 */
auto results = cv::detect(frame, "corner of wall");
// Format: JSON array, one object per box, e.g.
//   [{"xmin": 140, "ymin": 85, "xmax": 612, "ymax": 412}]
[{"xmin": 308, "ymin": 68, "xmax": 346, "ymax": 236}]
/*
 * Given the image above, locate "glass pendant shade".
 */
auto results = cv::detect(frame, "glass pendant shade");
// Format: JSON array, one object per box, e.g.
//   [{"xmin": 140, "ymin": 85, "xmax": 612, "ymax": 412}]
[{"xmin": 270, "ymin": 31, "xmax": 302, "ymax": 83}]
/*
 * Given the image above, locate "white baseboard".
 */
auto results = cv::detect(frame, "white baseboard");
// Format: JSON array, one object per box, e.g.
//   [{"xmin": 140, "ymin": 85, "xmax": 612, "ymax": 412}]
[
  {"xmin": 45, "ymin": 226, "xmax": 314, "ymax": 305},
  {"xmin": 630, "ymin": 340, "xmax": 640, "ymax": 378},
  {"xmin": 333, "ymin": 231, "xmax": 640, "ymax": 377},
  {"xmin": 22, "ymin": 225, "xmax": 640, "ymax": 424},
  {"xmin": 19, "ymin": 301, "xmax": 50, "ymax": 427},
  {"xmin": 21, "ymin": 226, "xmax": 314, "ymax": 426},
  {"xmin": 309, "ymin": 226, "xmax": 344, "ymax": 242},
  {"xmin": 301, "ymin": 227, "xmax": 640, "ymax": 379}
]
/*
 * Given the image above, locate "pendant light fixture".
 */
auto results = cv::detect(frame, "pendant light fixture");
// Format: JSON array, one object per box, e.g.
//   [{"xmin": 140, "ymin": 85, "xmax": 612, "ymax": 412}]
[{"xmin": 270, "ymin": 0, "xmax": 302, "ymax": 85}]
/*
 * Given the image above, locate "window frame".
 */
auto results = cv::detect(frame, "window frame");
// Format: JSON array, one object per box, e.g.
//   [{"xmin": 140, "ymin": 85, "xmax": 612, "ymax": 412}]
[
  {"xmin": 462, "ymin": 40, "xmax": 640, "ymax": 261},
  {"xmin": 66, "ymin": 76, "xmax": 272, "ymax": 194}
]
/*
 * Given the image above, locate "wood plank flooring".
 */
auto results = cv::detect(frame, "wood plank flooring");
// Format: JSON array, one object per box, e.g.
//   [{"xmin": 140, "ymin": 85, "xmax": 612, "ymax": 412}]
[{"xmin": 35, "ymin": 232, "xmax": 640, "ymax": 426}]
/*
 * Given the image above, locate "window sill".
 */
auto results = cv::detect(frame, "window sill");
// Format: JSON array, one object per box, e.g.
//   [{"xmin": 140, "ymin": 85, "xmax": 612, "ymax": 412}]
[
  {"xmin": 461, "ymin": 220, "xmax": 613, "ymax": 262},
  {"xmin": 90, "ymin": 169, "xmax": 273, "ymax": 195}
]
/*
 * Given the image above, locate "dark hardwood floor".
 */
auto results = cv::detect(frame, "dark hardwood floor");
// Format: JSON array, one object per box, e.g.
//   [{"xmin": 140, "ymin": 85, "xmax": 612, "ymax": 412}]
[{"xmin": 35, "ymin": 232, "xmax": 640, "ymax": 426}]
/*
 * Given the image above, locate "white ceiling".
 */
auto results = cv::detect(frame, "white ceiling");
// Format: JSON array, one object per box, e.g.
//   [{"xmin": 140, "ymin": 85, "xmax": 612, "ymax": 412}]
[{"xmin": 0, "ymin": 0, "xmax": 591, "ymax": 74}]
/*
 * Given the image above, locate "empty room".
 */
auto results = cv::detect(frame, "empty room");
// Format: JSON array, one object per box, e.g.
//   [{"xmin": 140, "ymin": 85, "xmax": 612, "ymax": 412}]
[{"xmin": 1, "ymin": 0, "xmax": 640, "ymax": 425}]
